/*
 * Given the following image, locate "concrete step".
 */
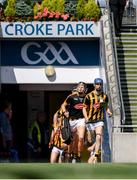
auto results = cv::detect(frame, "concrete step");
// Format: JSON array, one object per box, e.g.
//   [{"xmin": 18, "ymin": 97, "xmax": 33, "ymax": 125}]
[
  {"xmin": 120, "ymin": 73, "xmax": 137, "ymax": 77},
  {"xmin": 124, "ymin": 106, "xmax": 137, "ymax": 110},
  {"xmin": 116, "ymin": 38, "xmax": 137, "ymax": 42},
  {"xmin": 119, "ymin": 64, "xmax": 137, "ymax": 68},
  {"xmin": 120, "ymin": 76, "xmax": 137, "ymax": 80},
  {"xmin": 122, "ymin": 92, "xmax": 137, "ymax": 97},
  {"xmin": 124, "ymin": 128, "xmax": 137, "ymax": 133},
  {"xmin": 123, "ymin": 96, "xmax": 137, "ymax": 101},
  {"xmin": 117, "ymin": 45, "xmax": 137, "ymax": 48},
  {"xmin": 120, "ymin": 30, "xmax": 137, "ymax": 33},
  {"xmin": 121, "ymin": 26, "xmax": 137, "ymax": 33},
  {"xmin": 125, "ymin": 110, "xmax": 137, "ymax": 115},
  {"xmin": 124, "ymin": 101, "xmax": 137, "ymax": 105},
  {"xmin": 117, "ymin": 47, "xmax": 137, "ymax": 51},
  {"xmin": 121, "ymin": 83, "xmax": 137, "ymax": 87},
  {"xmin": 124, "ymin": 111, "xmax": 137, "ymax": 116},
  {"xmin": 121, "ymin": 29, "xmax": 137, "ymax": 32},
  {"xmin": 123, "ymin": 97, "xmax": 137, "ymax": 102},
  {"xmin": 123, "ymin": 100, "xmax": 137, "ymax": 104},
  {"xmin": 125, "ymin": 113, "xmax": 137, "ymax": 117},
  {"xmin": 116, "ymin": 41, "xmax": 137, "ymax": 45},
  {"xmin": 122, "ymin": 88, "xmax": 137, "ymax": 93},
  {"xmin": 120, "ymin": 29, "xmax": 137, "ymax": 33},
  {"xmin": 125, "ymin": 116, "xmax": 137, "ymax": 121},
  {"xmin": 118, "ymin": 52, "xmax": 137, "ymax": 56},
  {"xmin": 125, "ymin": 119, "xmax": 137, "ymax": 124},
  {"xmin": 121, "ymin": 81, "xmax": 137, "ymax": 85},
  {"xmin": 116, "ymin": 33, "xmax": 137, "ymax": 37},
  {"xmin": 118, "ymin": 61, "xmax": 137, "ymax": 65},
  {"xmin": 122, "ymin": 89, "xmax": 137, "ymax": 93},
  {"xmin": 117, "ymin": 48, "xmax": 137, "ymax": 52},
  {"xmin": 121, "ymin": 25, "xmax": 137, "ymax": 28},
  {"xmin": 122, "ymin": 92, "xmax": 137, "ymax": 96},
  {"xmin": 121, "ymin": 28, "xmax": 137, "ymax": 32},
  {"xmin": 121, "ymin": 85, "xmax": 137, "ymax": 89},
  {"xmin": 125, "ymin": 115, "xmax": 137, "ymax": 120},
  {"xmin": 118, "ymin": 57, "xmax": 137, "ymax": 61},
  {"xmin": 119, "ymin": 69, "xmax": 137, "ymax": 72},
  {"xmin": 124, "ymin": 102, "xmax": 137, "ymax": 106},
  {"xmin": 125, "ymin": 120, "xmax": 137, "ymax": 125},
  {"xmin": 120, "ymin": 33, "xmax": 137, "ymax": 37}
]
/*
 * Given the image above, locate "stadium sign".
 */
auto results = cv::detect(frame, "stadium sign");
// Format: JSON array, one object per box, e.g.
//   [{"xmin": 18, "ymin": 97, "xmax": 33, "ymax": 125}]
[
  {"xmin": 0, "ymin": 21, "xmax": 100, "ymax": 38},
  {"xmin": 1, "ymin": 40, "xmax": 100, "ymax": 66}
]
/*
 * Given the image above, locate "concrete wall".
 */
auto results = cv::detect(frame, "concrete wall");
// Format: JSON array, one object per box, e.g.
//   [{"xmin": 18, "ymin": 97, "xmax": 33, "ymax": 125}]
[{"xmin": 112, "ymin": 133, "xmax": 137, "ymax": 162}]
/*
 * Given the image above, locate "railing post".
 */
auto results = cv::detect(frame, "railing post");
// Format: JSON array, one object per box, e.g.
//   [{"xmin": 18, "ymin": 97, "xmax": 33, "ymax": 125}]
[
  {"xmin": 0, "ymin": 34, "xmax": 1, "ymax": 93},
  {"xmin": 136, "ymin": 2, "xmax": 137, "ymax": 25}
]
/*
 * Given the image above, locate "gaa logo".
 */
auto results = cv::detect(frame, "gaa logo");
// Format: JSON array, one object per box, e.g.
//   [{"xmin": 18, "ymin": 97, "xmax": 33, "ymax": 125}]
[{"xmin": 21, "ymin": 42, "xmax": 79, "ymax": 65}]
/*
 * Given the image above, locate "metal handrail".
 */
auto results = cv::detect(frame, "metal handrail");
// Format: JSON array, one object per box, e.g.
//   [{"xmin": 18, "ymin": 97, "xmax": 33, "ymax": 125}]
[
  {"xmin": 100, "ymin": 17, "xmax": 115, "ymax": 163},
  {"xmin": 113, "ymin": 125, "xmax": 137, "ymax": 128},
  {"xmin": 0, "ymin": 36, "xmax": 1, "ymax": 93}
]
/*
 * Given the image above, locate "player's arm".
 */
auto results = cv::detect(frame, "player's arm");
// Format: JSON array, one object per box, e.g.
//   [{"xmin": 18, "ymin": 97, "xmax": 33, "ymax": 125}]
[
  {"xmin": 61, "ymin": 97, "xmax": 70, "ymax": 118},
  {"xmin": 61, "ymin": 100, "xmax": 67, "ymax": 113},
  {"xmin": 49, "ymin": 129, "xmax": 55, "ymax": 148},
  {"xmin": 106, "ymin": 107, "xmax": 112, "ymax": 117},
  {"xmin": 83, "ymin": 105, "xmax": 88, "ymax": 122},
  {"xmin": 53, "ymin": 111, "xmax": 58, "ymax": 130},
  {"xmin": 105, "ymin": 95, "xmax": 112, "ymax": 117},
  {"xmin": 83, "ymin": 95, "xmax": 89, "ymax": 122}
]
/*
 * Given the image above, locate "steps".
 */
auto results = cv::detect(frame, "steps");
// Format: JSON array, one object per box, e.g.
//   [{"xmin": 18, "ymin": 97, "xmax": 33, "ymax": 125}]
[{"xmin": 116, "ymin": 25, "xmax": 137, "ymax": 132}]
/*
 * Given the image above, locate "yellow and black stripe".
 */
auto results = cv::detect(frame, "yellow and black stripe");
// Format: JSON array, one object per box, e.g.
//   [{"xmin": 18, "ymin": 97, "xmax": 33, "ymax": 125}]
[
  {"xmin": 83, "ymin": 90, "xmax": 108, "ymax": 123},
  {"xmin": 52, "ymin": 128, "xmax": 64, "ymax": 149}
]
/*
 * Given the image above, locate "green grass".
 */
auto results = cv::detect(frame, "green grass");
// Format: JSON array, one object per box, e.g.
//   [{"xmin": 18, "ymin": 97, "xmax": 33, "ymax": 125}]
[{"xmin": 0, "ymin": 163, "xmax": 137, "ymax": 179}]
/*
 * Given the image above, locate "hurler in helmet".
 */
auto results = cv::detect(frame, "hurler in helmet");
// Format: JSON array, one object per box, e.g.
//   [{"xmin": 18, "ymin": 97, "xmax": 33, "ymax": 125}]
[{"xmin": 83, "ymin": 78, "xmax": 112, "ymax": 163}]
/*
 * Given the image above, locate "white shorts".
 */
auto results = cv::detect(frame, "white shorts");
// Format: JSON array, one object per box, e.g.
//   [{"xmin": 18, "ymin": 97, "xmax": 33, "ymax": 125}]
[
  {"xmin": 86, "ymin": 121, "xmax": 104, "ymax": 131},
  {"xmin": 52, "ymin": 146, "xmax": 64, "ymax": 155},
  {"xmin": 69, "ymin": 118, "xmax": 86, "ymax": 132}
]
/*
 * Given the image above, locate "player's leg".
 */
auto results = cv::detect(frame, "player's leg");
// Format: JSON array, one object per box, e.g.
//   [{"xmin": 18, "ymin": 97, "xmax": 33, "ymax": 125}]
[
  {"xmin": 50, "ymin": 146, "xmax": 59, "ymax": 163},
  {"xmin": 77, "ymin": 118, "xmax": 86, "ymax": 161}
]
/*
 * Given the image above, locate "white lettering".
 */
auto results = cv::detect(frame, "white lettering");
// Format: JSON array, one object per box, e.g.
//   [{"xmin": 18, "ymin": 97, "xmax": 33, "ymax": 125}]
[{"xmin": 21, "ymin": 42, "xmax": 79, "ymax": 65}]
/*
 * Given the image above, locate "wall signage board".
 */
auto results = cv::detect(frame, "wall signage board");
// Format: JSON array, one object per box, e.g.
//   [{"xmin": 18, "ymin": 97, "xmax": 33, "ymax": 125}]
[
  {"xmin": 0, "ymin": 21, "xmax": 100, "ymax": 38},
  {"xmin": 1, "ymin": 40, "xmax": 100, "ymax": 66}
]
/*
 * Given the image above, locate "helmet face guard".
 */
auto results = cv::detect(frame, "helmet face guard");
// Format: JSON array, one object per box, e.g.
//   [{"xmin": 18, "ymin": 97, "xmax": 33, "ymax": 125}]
[{"xmin": 94, "ymin": 78, "xmax": 103, "ymax": 92}]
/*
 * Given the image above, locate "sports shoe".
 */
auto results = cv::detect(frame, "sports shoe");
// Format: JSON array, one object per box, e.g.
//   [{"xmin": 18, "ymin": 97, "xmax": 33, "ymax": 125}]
[
  {"xmin": 67, "ymin": 154, "xmax": 73, "ymax": 163},
  {"xmin": 72, "ymin": 157, "xmax": 77, "ymax": 163},
  {"xmin": 76, "ymin": 156, "xmax": 81, "ymax": 163},
  {"xmin": 72, "ymin": 154, "xmax": 81, "ymax": 163}
]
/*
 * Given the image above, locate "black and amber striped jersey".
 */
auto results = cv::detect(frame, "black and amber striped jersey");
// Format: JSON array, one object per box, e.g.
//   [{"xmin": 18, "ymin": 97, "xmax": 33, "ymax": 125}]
[
  {"xmin": 83, "ymin": 90, "xmax": 108, "ymax": 123},
  {"xmin": 52, "ymin": 128, "xmax": 64, "ymax": 149},
  {"xmin": 51, "ymin": 111, "xmax": 65, "ymax": 149}
]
